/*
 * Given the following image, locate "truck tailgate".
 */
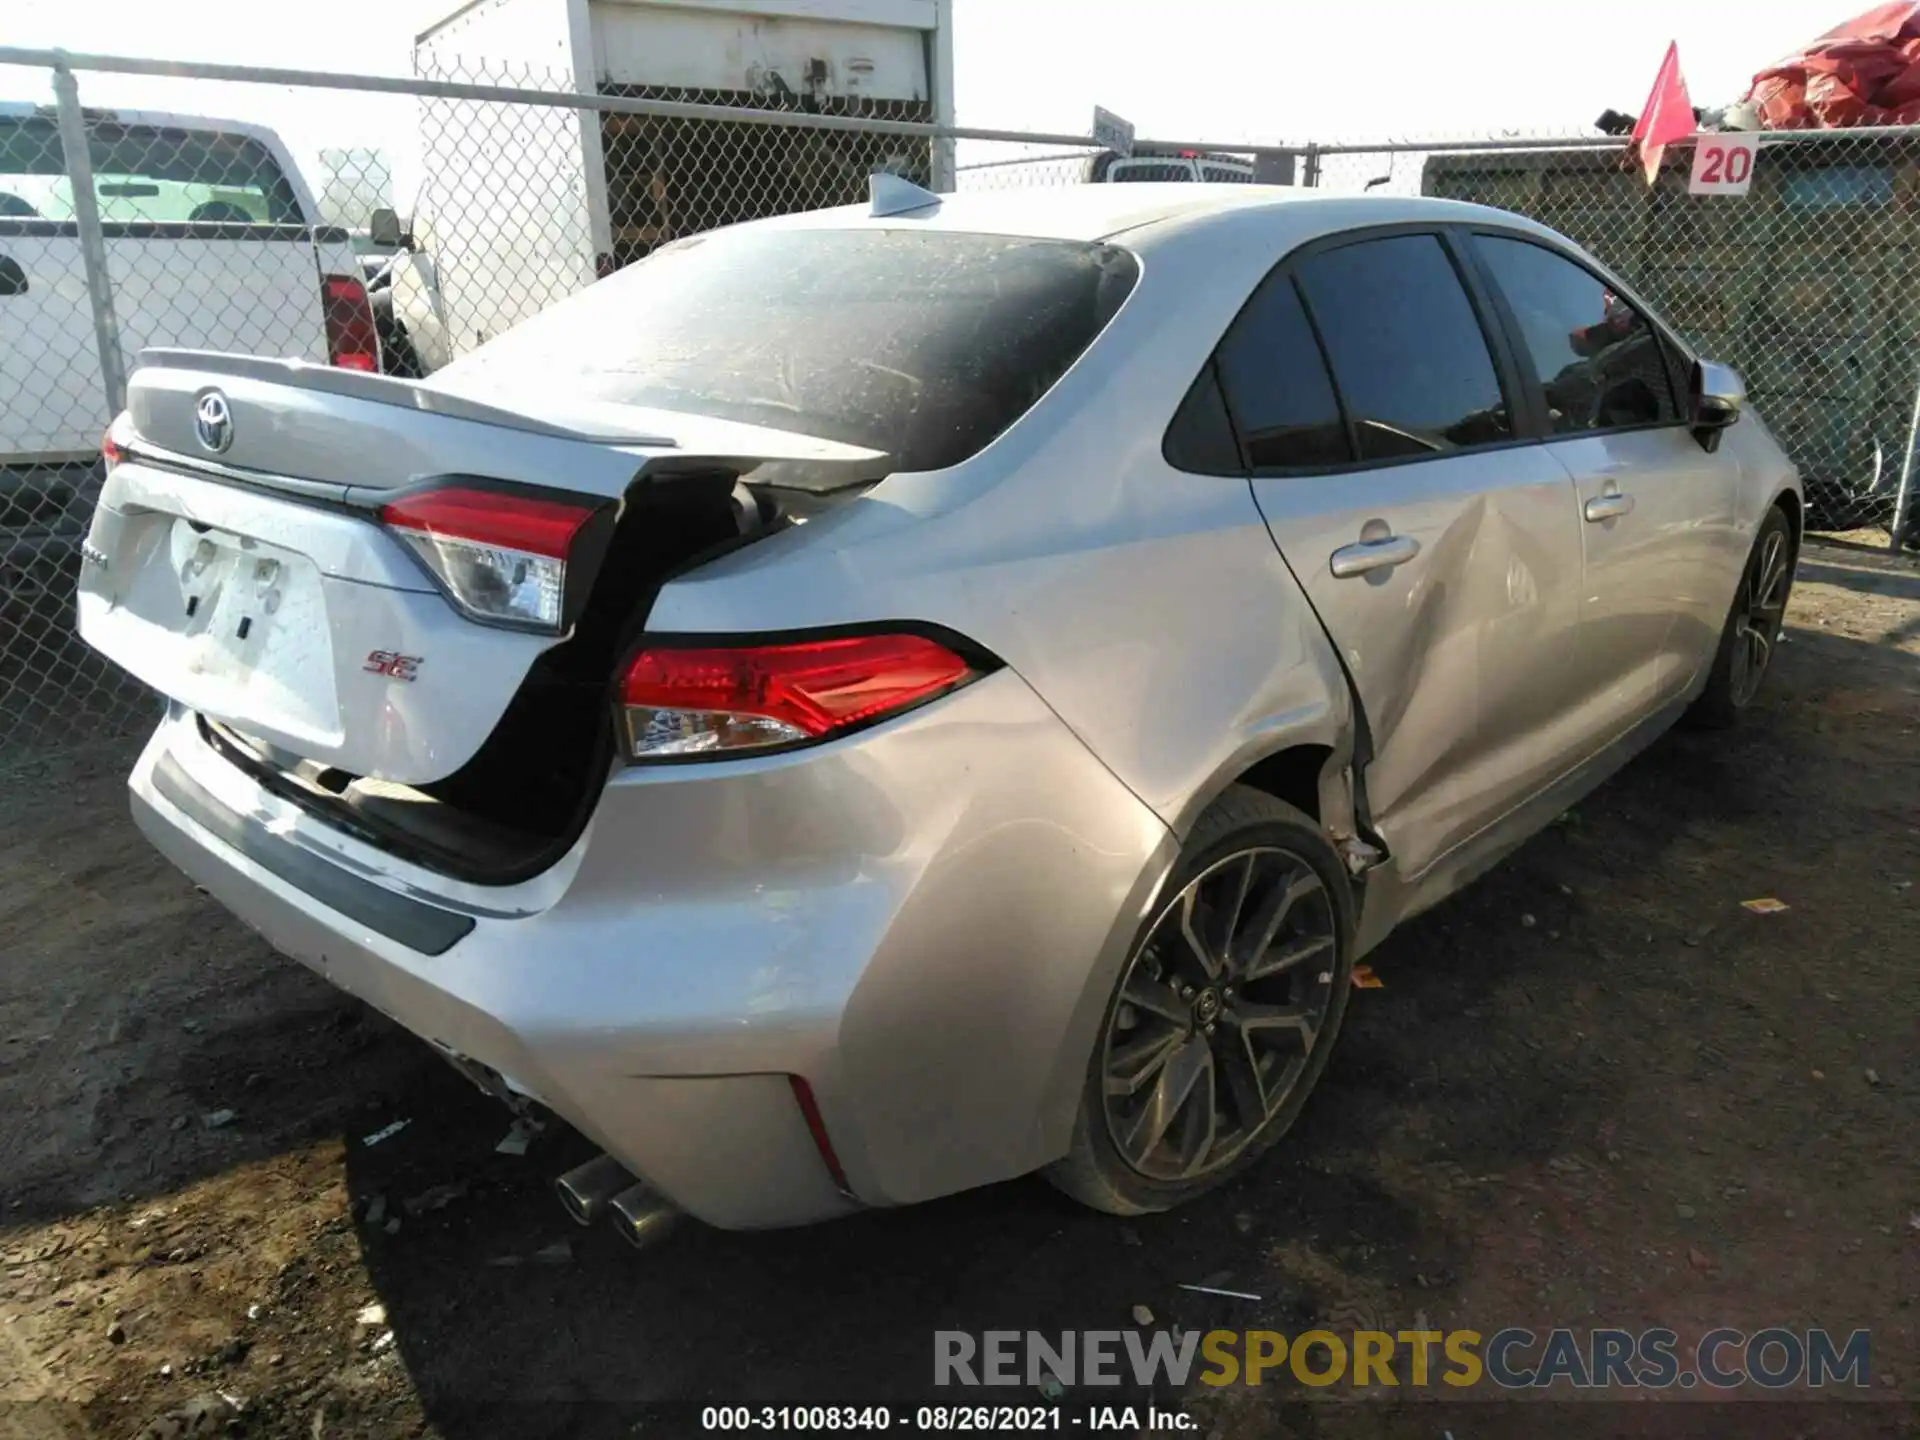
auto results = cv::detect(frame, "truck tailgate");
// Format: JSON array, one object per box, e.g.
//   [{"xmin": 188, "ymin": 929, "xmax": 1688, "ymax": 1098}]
[{"xmin": 108, "ymin": 233, "xmax": 331, "ymax": 365}]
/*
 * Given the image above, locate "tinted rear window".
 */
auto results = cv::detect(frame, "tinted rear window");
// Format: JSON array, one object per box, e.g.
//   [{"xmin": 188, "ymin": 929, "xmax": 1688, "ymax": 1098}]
[
  {"xmin": 438, "ymin": 228, "xmax": 1139, "ymax": 477},
  {"xmin": 0, "ymin": 118, "xmax": 303, "ymax": 224}
]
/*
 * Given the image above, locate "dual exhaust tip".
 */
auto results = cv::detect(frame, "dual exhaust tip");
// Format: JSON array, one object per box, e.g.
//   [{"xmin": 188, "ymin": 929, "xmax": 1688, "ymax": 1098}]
[{"xmin": 554, "ymin": 1153, "xmax": 681, "ymax": 1251}]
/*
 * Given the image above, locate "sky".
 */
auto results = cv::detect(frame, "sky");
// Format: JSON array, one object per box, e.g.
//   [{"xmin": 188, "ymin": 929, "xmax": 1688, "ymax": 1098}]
[{"xmin": 1, "ymin": 0, "xmax": 1839, "ymax": 208}]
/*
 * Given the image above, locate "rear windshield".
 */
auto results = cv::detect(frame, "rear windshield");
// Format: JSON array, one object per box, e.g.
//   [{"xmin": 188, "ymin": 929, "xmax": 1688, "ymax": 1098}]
[
  {"xmin": 0, "ymin": 118, "xmax": 304, "ymax": 225},
  {"xmin": 435, "ymin": 227, "xmax": 1140, "ymax": 477}
]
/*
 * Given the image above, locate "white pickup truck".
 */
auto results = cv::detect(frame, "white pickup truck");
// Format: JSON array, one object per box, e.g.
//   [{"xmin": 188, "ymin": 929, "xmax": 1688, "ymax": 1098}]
[{"xmin": 0, "ymin": 101, "xmax": 376, "ymax": 630}]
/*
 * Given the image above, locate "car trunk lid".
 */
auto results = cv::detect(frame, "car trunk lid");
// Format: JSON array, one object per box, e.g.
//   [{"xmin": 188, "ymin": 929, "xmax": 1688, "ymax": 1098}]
[{"xmin": 77, "ymin": 351, "xmax": 884, "ymax": 786}]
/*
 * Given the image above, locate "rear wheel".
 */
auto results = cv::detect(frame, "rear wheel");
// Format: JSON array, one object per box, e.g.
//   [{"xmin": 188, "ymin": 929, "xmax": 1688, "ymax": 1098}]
[
  {"xmin": 1045, "ymin": 787, "xmax": 1355, "ymax": 1215},
  {"xmin": 1689, "ymin": 505, "xmax": 1796, "ymax": 729}
]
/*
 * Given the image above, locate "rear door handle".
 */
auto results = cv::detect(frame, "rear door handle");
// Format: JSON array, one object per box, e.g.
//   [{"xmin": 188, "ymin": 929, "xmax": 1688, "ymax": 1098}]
[
  {"xmin": 1584, "ymin": 490, "xmax": 1635, "ymax": 522},
  {"xmin": 1329, "ymin": 533, "xmax": 1421, "ymax": 579}
]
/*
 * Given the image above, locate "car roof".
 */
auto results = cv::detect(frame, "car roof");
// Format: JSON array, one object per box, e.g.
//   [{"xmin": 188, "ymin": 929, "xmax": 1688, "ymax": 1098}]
[{"xmin": 744, "ymin": 182, "xmax": 1566, "ymax": 251}]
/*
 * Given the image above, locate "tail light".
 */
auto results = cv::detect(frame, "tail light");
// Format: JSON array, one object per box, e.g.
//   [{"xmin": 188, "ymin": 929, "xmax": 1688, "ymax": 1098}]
[
  {"xmin": 321, "ymin": 273, "xmax": 380, "ymax": 372},
  {"xmin": 101, "ymin": 425, "xmax": 124, "ymax": 472},
  {"xmin": 379, "ymin": 485, "xmax": 605, "ymax": 633},
  {"xmin": 620, "ymin": 632, "xmax": 981, "ymax": 759}
]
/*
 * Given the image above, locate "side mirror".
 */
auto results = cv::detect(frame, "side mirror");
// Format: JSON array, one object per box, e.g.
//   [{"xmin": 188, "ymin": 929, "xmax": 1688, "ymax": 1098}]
[
  {"xmin": 368, "ymin": 207, "xmax": 409, "ymax": 249},
  {"xmin": 1691, "ymin": 360, "xmax": 1743, "ymax": 451}
]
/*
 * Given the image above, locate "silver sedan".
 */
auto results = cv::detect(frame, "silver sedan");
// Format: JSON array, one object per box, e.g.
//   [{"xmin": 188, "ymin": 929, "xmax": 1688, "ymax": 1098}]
[{"xmin": 79, "ymin": 181, "xmax": 1800, "ymax": 1235}]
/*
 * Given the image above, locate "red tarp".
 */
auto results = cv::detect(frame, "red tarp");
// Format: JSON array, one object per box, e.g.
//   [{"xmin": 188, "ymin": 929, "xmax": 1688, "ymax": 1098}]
[{"xmin": 1745, "ymin": 2, "xmax": 1920, "ymax": 127}]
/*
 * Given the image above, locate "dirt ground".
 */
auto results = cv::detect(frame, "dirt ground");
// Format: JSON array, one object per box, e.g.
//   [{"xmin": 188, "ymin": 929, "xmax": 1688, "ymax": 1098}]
[{"xmin": 0, "ymin": 538, "xmax": 1915, "ymax": 1440}]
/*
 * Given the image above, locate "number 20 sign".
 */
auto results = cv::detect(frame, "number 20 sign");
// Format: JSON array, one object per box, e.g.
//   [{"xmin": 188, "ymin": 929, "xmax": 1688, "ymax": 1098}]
[{"xmin": 1689, "ymin": 135, "xmax": 1758, "ymax": 196}]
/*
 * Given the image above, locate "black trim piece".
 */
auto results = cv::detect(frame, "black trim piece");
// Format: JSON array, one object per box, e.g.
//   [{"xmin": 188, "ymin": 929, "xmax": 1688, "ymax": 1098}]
[
  {"xmin": 1284, "ymin": 271, "xmax": 1357, "ymax": 466},
  {"xmin": 1453, "ymin": 229, "xmax": 1555, "ymax": 441},
  {"xmin": 0, "ymin": 219, "xmax": 349, "ymax": 243},
  {"xmin": 123, "ymin": 442, "xmax": 362, "ymax": 513},
  {"xmin": 614, "ymin": 618, "xmax": 1006, "ymax": 769},
  {"xmin": 1437, "ymin": 227, "xmax": 1543, "ymax": 442},
  {"xmin": 1244, "ymin": 428, "xmax": 1563, "ymax": 481},
  {"xmin": 151, "ymin": 752, "xmax": 477, "ymax": 956}
]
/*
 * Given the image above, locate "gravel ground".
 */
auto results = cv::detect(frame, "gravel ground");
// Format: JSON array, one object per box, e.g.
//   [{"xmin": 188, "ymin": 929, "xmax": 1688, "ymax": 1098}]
[{"xmin": 0, "ymin": 538, "xmax": 1915, "ymax": 1440}]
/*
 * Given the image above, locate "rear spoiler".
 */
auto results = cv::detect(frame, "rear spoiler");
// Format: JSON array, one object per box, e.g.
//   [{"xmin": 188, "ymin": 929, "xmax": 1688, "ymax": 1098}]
[
  {"xmin": 134, "ymin": 348, "xmax": 676, "ymax": 447},
  {"xmin": 128, "ymin": 348, "xmax": 893, "ymax": 496}
]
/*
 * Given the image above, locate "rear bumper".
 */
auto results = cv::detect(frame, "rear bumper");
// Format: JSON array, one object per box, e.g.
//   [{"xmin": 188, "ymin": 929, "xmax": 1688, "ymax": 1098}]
[{"xmin": 130, "ymin": 674, "xmax": 1174, "ymax": 1229}]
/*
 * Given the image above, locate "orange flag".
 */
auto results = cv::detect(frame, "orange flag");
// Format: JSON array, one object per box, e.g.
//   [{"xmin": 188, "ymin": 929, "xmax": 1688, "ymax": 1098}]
[{"xmin": 1632, "ymin": 42, "xmax": 1695, "ymax": 183}]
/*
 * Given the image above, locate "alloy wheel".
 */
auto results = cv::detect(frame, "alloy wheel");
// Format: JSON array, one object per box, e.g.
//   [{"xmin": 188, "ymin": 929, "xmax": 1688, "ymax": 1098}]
[
  {"xmin": 1730, "ymin": 527, "xmax": 1792, "ymax": 706},
  {"xmin": 1101, "ymin": 845, "xmax": 1338, "ymax": 1182}
]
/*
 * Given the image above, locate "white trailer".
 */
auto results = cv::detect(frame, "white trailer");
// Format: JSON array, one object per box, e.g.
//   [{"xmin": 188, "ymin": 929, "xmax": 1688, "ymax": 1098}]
[{"xmin": 397, "ymin": 0, "xmax": 954, "ymax": 371}]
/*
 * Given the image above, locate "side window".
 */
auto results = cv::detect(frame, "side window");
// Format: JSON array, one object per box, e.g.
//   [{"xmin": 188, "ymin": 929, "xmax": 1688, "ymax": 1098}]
[
  {"xmin": 1294, "ymin": 234, "xmax": 1513, "ymax": 461},
  {"xmin": 1212, "ymin": 271, "xmax": 1350, "ymax": 468},
  {"xmin": 1164, "ymin": 363, "xmax": 1244, "ymax": 474},
  {"xmin": 1473, "ymin": 235, "xmax": 1681, "ymax": 434}
]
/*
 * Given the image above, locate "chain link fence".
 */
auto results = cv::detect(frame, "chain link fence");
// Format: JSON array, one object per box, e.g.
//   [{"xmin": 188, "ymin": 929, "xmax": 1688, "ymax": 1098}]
[{"xmin": 2, "ymin": 48, "xmax": 1917, "ymax": 760}]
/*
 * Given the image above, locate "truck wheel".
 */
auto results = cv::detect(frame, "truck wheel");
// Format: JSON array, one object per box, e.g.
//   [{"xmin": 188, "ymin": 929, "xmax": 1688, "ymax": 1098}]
[{"xmin": 1045, "ymin": 787, "xmax": 1355, "ymax": 1216}]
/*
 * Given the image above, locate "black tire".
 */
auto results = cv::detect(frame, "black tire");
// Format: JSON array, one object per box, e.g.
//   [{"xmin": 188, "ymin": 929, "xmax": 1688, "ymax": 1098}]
[
  {"xmin": 1045, "ymin": 786, "xmax": 1356, "ymax": 1216},
  {"xmin": 1688, "ymin": 504, "xmax": 1797, "ymax": 730}
]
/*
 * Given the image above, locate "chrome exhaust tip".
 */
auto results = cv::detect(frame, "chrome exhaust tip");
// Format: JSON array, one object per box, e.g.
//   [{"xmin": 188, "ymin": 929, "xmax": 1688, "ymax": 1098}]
[
  {"xmin": 608, "ymin": 1182, "xmax": 681, "ymax": 1251},
  {"xmin": 554, "ymin": 1153, "xmax": 631, "ymax": 1227}
]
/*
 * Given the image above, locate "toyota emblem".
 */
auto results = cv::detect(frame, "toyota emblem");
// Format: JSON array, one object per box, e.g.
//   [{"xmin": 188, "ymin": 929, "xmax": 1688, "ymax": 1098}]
[{"xmin": 194, "ymin": 390, "xmax": 233, "ymax": 454}]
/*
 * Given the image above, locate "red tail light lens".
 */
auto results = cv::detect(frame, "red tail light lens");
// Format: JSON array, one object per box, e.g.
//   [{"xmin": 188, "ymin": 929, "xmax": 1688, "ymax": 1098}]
[
  {"xmin": 321, "ymin": 273, "xmax": 380, "ymax": 372},
  {"xmin": 620, "ymin": 633, "xmax": 979, "ymax": 759},
  {"xmin": 101, "ymin": 426, "xmax": 124, "ymax": 471},
  {"xmin": 380, "ymin": 486, "xmax": 599, "ymax": 632},
  {"xmin": 788, "ymin": 1076, "xmax": 853, "ymax": 1197}
]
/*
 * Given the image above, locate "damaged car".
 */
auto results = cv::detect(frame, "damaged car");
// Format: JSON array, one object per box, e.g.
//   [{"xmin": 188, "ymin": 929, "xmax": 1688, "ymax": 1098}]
[{"xmin": 77, "ymin": 179, "xmax": 1800, "ymax": 1235}]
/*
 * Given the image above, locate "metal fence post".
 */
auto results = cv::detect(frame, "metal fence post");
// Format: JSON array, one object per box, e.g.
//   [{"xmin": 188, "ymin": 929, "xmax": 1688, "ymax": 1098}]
[
  {"xmin": 51, "ymin": 56, "xmax": 127, "ymax": 415},
  {"xmin": 1891, "ymin": 367, "xmax": 1920, "ymax": 554}
]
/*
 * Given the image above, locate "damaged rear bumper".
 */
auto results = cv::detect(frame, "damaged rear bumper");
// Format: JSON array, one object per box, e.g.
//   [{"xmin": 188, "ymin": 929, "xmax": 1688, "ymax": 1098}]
[{"xmin": 129, "ymin": 675, "xmax": 1173, "ymax": 1230}]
